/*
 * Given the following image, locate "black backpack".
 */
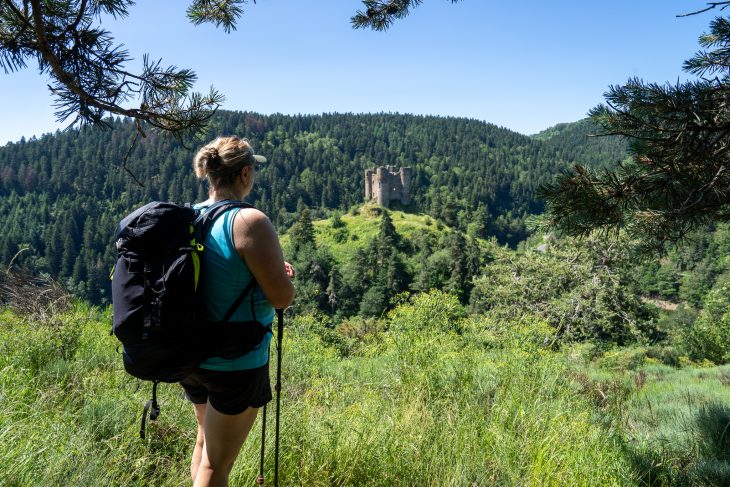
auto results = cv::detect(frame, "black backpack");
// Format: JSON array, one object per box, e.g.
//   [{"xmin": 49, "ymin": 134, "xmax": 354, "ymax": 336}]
[{"xmin": 111, "ymin": 200, "xmax": 271, "ymax": 437}]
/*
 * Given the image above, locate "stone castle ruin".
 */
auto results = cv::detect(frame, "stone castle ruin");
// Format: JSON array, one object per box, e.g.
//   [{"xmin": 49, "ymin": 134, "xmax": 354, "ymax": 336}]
[{"xmin": 364, "ymin": 166, "xmax": 412, "ymax": 207}]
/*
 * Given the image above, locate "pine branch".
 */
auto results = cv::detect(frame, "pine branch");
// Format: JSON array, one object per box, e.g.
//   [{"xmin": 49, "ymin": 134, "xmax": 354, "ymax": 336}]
[
  {"xmin": 351, "ymin": 0, "xmax": 461, "ymax": 31},
  {"xmin": 186, "ymin": 0, "xmax": 249, "ymax": 33},
  {"xmin": 678, "ymin": 2, "xmax": 730, "ymax": 18},
  {"xmin": 3, "ymin": 0, "xmax": 454, "ymax": 149},
  {"xmin": 2, "ymin": 0, "xmax": 224, "ymax": 142},
  {"xmin": 542, "ymin": 23, "xmax": 730, "ymax": 249}
]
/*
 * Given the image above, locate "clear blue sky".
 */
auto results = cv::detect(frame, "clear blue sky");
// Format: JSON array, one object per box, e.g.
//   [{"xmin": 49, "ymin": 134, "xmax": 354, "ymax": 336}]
[{"xmin": 0, "ymin": 1, "xmax": 714, "ymax": 145}]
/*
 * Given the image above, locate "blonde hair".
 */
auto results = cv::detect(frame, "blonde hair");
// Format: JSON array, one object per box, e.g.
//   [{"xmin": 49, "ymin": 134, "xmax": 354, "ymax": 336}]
[{"xmin": 193, "ymin": 136, "xmax": 257, "ymax": 188}]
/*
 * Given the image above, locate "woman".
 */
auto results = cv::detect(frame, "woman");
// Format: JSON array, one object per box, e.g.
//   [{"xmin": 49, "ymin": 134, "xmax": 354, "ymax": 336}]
[{"xmin": 180, "ymin": 135, "xmax": 295, "ymax": 487}]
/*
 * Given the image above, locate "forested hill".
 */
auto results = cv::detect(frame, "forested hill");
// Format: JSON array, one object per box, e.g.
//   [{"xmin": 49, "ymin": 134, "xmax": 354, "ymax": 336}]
[
  {"xmin": 531, "ymin": 118, "xmax": 630, "ymax": 170},
  {"xmin": 0, "ymin": 111, "xmax": 626, "ymax": 303}
]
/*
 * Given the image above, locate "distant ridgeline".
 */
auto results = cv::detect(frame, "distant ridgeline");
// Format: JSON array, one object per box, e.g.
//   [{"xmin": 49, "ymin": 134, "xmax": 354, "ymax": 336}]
[{"xmin": 0, "ymin": 111, "xmax": 626, "ymax": 304}]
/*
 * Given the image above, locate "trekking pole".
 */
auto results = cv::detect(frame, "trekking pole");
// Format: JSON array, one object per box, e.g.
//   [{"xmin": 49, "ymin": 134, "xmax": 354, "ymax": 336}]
[
  {"xmin": 257, "ymin": 394, "xmax": 267, "ymax": 484},
  {"xmin": 274, "ymin": 307, "xmax": 284, "ymax": 487}
]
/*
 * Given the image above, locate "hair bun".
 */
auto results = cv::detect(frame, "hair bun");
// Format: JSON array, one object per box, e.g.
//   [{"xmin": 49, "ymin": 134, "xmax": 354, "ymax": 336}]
[{"xmin": 208, "ymin": 147, "xmax": 224, "ymax": 171}]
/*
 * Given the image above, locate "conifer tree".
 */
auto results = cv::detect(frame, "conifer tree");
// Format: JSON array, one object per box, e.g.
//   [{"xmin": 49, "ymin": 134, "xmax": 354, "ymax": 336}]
[
  {"xmin": 71, "ymin": 252, "xmax": 87, "ymax": 284},
  {"xmin": 541, "ymin": 7, "xmax": 730, "ymax": 250},
  {"xmin": 445, "ymin": 231, "xmax": 467, "ymax": 301},
  {"xmin": 0, "ymin": 0, "xmax": 227, "ymax": 140},
  {"xmin": 358, "ymin": 281, "xmax": 388, "ymax": 317},
  {"xmin": 0, "ymin": 0, "xmax": 453, "ymax": 140},
  {"xmin": 384, "ymin": 252, "xmax": 409, "ymax": 297},
  {"xmin": 442, "ymin": 195, "xmax": 458, "ymax": 227},
  {"xmin": 468, "ymin": 203, "xmax": 488, "ymax": 238},
  {"xmin": 45, "ymin": 220, "xmax": 63, "ymax": 275},
  {"xmin": 326, "ymin": 268, "xmax": 342, "ymax": 315},
  {"xmin": 60, "ymin": 232, "xmax": 75, "ymax": 278},
  {"xmin": 466, "ymin": 236, "xmax": 482, "ymax": 286},
  {"xmin": 375, "ymin": 210, "xmax": 397, "ymax": 265},
  {"xmin": 289, "ymin": 208, "xmax": 315, "ymax": 255},
  {"xmin": 0, "ymin": 110, "xmax": 638, "ymax": 303}
]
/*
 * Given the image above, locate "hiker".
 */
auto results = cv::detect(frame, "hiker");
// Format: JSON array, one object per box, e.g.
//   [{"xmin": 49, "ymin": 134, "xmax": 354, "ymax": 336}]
[{"xmin": 180, "ymin": 135, "xmax": 295, "ymax": 487}]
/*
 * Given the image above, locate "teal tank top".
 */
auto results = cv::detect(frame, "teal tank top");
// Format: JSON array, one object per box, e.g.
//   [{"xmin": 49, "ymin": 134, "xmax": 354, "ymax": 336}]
[{"xmin": 195, "ymin": 202, "xmax": 274, "ymax": 370}]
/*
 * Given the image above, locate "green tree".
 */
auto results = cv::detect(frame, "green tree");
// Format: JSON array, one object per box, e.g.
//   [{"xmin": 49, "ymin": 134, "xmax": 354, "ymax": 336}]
[
  {"xmin": 441, "ymin": 195, "xmax": 458, "ymax": 228},
  {"xmin": 684, "ymin": 283, "xmax": 730, "ymax": 364},
  {"xmin": 289, "ymin": 208, "xmax": 315, "ymax": 255},
  {"xmin": 541, "ymin": 9, "xmax": 730, "ymax": 250},
  {"xmin": 355, "ymin": 210, "xmax": 410, "ymax": 316},
  {"xmin": 445, "ymin": 232, "xmax": 468, "ymax": 301},
  {"xmin": 291, "ymin": 244, "xmax": 333, "ymax": 315},
  {"xmin": 679, "ymin": 258, "xmax": 717, "ymax": 308},
  {"xmin": 639, "ymin": 261, "xmax": 681, "ymax": 299},
  {"xmin": 0, "ymin": 111, "xmax": 631, "ymax": 302},
  {"xmin": 383, "ymin": 252, "xmax": 409, "ymax": 298},
  {"xmin": 469, "ymin": 235, "xmax": 657, "ymax": 344},
  {"xmin": 0, "ymin": 0, "xmax": 225, "ymax": 139},
  {"xmin": 375, "ymin": 210, "xmax": 398, "ymax": 264},
  {"xmin": 467, "ymin": 203, "xmax": 488, "ymax": 238},
  {"xmin": 338, "ymin": 247, "xmax": 371, "ymax": 316},
  {"xmin": 0, "ymin": 0, "xmax": 452, "ymax": 139},
  {"xmin": 411, "ymin": 249, "xmax": 451, "ymax": 293},
  {"xmin": 358, "ymin": 282, "xmax": 388, "ymax": 317}
]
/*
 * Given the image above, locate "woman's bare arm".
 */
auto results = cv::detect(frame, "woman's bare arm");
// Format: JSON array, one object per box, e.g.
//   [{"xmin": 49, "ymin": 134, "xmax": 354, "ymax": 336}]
[{"xmin": 232, "ymin": 208, "xmax": 295, "ymax": 309}]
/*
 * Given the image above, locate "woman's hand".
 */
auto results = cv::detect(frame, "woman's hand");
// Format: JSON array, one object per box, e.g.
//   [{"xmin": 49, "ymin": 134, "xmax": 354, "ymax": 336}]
[{"xmin": 284, "ymin": 261, "xmax": 295, "ymax": 278}]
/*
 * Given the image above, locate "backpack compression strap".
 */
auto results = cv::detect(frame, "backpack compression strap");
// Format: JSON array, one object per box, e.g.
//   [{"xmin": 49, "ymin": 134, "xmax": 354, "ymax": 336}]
[
  {"xmin": 140, "ymin": 381, "xmax": 160, "ymax": 439},
  {"xmin": 221, "ymin": 277, "xmax": 258, "ymax": 323}
]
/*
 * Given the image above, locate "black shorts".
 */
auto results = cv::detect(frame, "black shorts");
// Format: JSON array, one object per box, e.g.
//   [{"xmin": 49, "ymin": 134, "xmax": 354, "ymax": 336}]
[{"xmin": 179, "ymin": 362, "xmax": 272, "ymax": 415}]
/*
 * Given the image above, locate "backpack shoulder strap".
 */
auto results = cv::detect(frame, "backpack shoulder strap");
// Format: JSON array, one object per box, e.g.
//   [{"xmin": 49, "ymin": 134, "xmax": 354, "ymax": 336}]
[
  {"xmin": 194, "ymin": 200, "xmax": 255, "ymax": 241},
  {"xmin": 194, "ymin": 200, "xmax": 259, "ymax": 324}
]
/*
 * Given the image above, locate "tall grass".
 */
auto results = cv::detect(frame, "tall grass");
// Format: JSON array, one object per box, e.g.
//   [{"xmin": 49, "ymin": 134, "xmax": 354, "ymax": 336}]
[
  {"xmin": 274, "ymin": 337, "xmax": 624, "ymax": 484},
  {"xmin": 621, "ymin": 364, "xmax": 730, "ymax": 486},
  {"xmin": 572, "ymin": 345, "xmax": 730, "ymax": 487},
  {"xmin": 6, "ymin": 291, "xmax": 720, "ymax": 486}
]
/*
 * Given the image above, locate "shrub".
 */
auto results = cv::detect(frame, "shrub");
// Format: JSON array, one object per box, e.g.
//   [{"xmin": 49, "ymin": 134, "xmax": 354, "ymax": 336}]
[
  {"xmin": 595, "ymin": 346, "xmax": 648, "ymax": 371},
  {"xmin": 463, "ymin": 313, "xmax": 557, "ymax": 352},
  {"xmin": 645, "ymin": 345, "xmax": 682, "ymax": 367},
  {"xmin": 330, "ymin": 212, "xmax": 346, "ymax": 228},
  {"xmin": 469, "ymin": 239, "xmax": 658, "ymax": 344},
  {"xmin": 684, "ymin": 284, "xmax": 730, "ymax": 364},
  {"xmin": 386, "ymin": 289, "xmax": 466, "ymax": 335},
  {"xmin": 332, "ymin": 227, "xmax": 348, "ymax": 243}
]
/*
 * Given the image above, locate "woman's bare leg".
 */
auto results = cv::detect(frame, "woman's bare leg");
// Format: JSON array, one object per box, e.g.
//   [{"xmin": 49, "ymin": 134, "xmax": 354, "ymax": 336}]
[
  {"xmin": 193, "ymin": 403, "xmax": 258, "ymax": 487},
  {"xmin": 191, "ymin": 403, "xmax": 207, "ymax": 482}
]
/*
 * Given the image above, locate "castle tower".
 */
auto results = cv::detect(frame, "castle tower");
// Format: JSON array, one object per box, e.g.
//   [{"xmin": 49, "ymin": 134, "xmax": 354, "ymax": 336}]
[
  {"xmin": 375, "ymin": 166, "xmax": 389, "ymax": 207},
  {"xmin": 365, "ymin": 169, "xmax": 374, "ymax": 201},
  {"xmin": 399, "ymin": 167, "xmax": 412, "ymax": 205}
]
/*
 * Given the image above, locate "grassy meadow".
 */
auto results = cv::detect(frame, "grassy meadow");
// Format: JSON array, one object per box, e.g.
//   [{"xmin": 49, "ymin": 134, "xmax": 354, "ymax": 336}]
[
  {"xmin": 284, "ymin": 205, "xmax": 461, "ymax": 264},
  {"xmin": 2, "ymin": 290, "xmax": 729, "ymax": 486}
]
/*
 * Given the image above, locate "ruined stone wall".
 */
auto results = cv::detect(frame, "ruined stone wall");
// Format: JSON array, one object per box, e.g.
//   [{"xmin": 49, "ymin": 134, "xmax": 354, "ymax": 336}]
[
  {"xmin": 365, "ymin": 169, "xmax": 374, "ymax": 201},
  {"xmin": 364, "ymin": 166, "xmax": 412, "ymax": 207}
]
